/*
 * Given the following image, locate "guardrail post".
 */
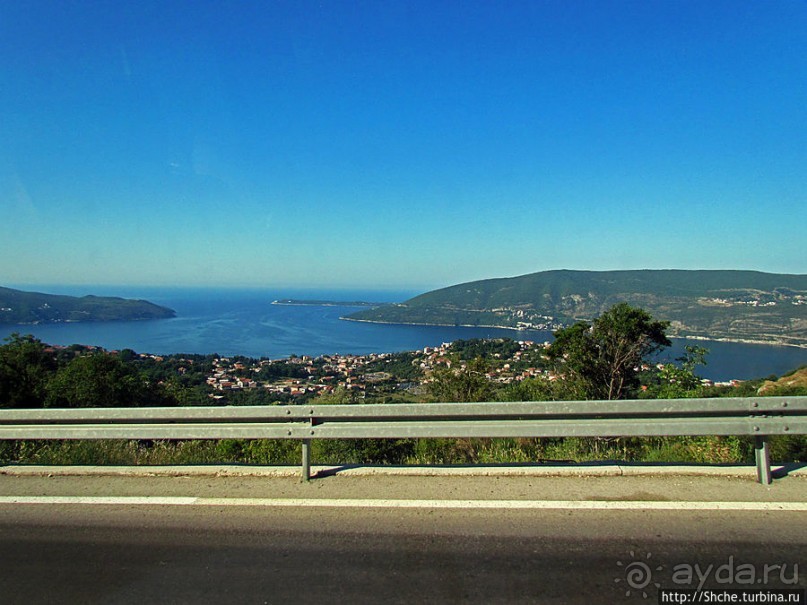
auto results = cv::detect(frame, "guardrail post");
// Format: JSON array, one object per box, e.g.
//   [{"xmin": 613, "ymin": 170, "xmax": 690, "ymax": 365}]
[
  {"xmin": 754, "ymin": 436, "xmax": 772, "ymax": 485},
  {"xmin": 301, "ymin": 439, "xmax": 311, "ymax": 481}
]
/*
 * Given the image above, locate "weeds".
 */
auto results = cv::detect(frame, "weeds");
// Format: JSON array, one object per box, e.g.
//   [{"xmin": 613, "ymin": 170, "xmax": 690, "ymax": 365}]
[{"xmin": 2, "ymin": 434, "xmax": 798, "ymax": 467}]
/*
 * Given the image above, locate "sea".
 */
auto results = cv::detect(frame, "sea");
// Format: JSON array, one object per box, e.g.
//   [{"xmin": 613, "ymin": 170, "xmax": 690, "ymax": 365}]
[{"xmin": 3, "ymin": 285, "xmax": 806, "ymax": 382}]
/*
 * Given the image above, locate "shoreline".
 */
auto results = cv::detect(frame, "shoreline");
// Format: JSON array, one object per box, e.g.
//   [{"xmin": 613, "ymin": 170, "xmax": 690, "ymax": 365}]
[
  {"xmin": 339, "ymin": 317, "xmax": 807, "ymax": 350},
  {"xmin": 271, "ymin": 300, "xmax": 380, "ymax": 308},
  {"xmin": 1, "ymin": 315, "xmax": 176, "ymax": 327}
]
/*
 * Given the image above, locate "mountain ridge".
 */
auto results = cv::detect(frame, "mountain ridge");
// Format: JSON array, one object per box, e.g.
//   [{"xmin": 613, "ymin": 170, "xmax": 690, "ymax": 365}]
[
  {"xmin": 0, "ymin": 286, "xmax": 176, "ymax": 325},
  {"xmin": 345, "ymin": 270, "xmax": 807, "ymax": 348}
]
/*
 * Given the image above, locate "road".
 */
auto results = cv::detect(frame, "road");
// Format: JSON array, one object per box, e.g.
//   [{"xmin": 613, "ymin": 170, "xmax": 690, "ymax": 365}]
[{"xmin": 0, "ymin": 471, "xmax": 805, "ymax": 604}]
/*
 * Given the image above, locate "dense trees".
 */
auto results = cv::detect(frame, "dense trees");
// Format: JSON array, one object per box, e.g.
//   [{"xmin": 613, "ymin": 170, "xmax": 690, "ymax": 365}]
[
  {"xmin": 363, "ymin": 352, "xmax": 423, "ymax": 381},
  {"xmin": 503, "ymin": 374, "xmax": 586, "ymax": 402},
  {"xmin": 255, "ymin": 361, "xmax": 310, "ymax": 381},
  {"xmin": 428, "ymin": 358, "xmax": 496, "ymax": 402},
  {"xmin": 0, "ymin": 334, "xmax": 174, "ymax": 408},
  {"xmin": 547, "ymin": 303, "xmax": 672, "ymax": 400},
  {"xmin": 0, "ymin": 334, "xmax": 56, "ymax": 408},
  {"xmin": 45, "ymin": 353, "xmax": 171, "ymax": 408}
]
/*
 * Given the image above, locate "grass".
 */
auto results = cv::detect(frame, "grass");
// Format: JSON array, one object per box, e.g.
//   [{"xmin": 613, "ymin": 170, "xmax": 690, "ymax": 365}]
[{"xmin": 3, "ymin": 435, "xmax": 800, "ymax": 467}]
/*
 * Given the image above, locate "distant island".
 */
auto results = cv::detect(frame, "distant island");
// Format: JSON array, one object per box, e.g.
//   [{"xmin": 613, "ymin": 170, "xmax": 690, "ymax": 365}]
[
  {"xmin": 344, "ymin": 269, "xmax": 807, "ymax": 348},
  {"xmin": 272, "ymin": 299, "xmax": 383, "ymax": 308},
  {"xmin": 0, "ymin": 286, "xmax": 176, "ymax": 324}
]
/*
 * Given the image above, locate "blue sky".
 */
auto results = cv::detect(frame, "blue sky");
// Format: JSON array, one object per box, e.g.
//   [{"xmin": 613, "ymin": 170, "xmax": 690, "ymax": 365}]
[{"xmin": 1, "ymin": 1, "xmax": 805, "ymax": 291}]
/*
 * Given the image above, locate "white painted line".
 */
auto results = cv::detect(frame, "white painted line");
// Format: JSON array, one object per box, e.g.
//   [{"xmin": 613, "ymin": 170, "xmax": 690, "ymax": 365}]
[
  {"xmin": 0, "ymin": 496, "xmax": 805, "ymax": 511},
  {"xmin": 0, "ymin": 496, "xmax": 198, "ymax": 506}
]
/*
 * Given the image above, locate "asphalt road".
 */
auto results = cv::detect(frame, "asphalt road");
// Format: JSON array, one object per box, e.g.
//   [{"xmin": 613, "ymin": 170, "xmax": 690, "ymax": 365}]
[{"xmin": 0, "ymin": 473, "xmax": 805, "ymax": 604}]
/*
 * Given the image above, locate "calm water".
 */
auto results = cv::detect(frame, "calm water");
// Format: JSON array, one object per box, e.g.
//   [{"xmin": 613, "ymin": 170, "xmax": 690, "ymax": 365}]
[{"xmin": 3, "ymin": 286, "xmax": 806, "ymax": 381}]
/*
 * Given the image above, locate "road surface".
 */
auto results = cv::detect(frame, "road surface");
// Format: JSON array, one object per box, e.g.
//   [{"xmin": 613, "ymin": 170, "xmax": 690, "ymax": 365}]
[{"xmin": 0, "ymin": 470, "xmax": 804, "ymax": 604}]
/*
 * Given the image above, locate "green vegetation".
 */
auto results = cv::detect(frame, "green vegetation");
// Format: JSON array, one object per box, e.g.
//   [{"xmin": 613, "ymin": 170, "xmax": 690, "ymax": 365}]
[
  {"xmin": 0, "ymin": 286, "xmax": 175, "ymax": 324},
  {"xmin": 547, "ymin": 303, "xmax": 671, "ymax": 400},
  {"xmin": 428, "ymin": 358, "xmax": 497, "ymax": 403},
  {"xmin": 45, "ymin": 353, "xmax": 173, "ymax": 408},
  {"xmin": 0, "ymin": 333, "xmax": 57, "ymax": 408},
  {"xmin": 0, "ymin": 435, "xmax": 769, "ymax": 468},
  {"xmin": 0, "ymin": 334, "xmax": 206, "ymax": 409},
  {"xmin": 449, "ymin": 338, "xmax": 522, "ymax": 360},
  {"xmin": 346, "ymin": 269, "xmax": 807, "ymax": 347},
  {"xmin": 757, "ymin": 365, "xmax": 807, "ymax": 396},
  {"xmin": 1, "ymin": 303, "xmax": 805, "ymax": 468},
  {"xmin": 363, "ymin": 351, "xmax": 423, "ymax": 381}
]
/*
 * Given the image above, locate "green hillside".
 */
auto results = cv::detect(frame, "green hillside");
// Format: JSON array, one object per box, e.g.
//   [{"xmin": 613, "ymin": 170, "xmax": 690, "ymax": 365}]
[
  {"xmin": 0, "ymin": 287, "xmax": 176, "ymax": 324},
  {"xmin": 346, "ymin": 270, "xmax": 807, "ymax": 347}
]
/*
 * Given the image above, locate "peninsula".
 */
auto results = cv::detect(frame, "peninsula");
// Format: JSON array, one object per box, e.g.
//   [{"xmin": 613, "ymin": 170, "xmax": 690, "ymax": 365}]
[
  {"xmin": 344, "ymin": 270, "xmax": 807, "ymax": 348},
  {"xmin": 272, "ymin": 299, "xmax": 382, "ymax": 308},
  {"xmin": 0, "ymin": 287, "xmax": 176, "ymax": 324}
]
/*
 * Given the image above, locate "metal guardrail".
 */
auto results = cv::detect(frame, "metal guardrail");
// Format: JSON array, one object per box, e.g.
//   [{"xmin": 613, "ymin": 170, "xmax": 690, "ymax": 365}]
[{"xmin": 1, "ymin": 397, "xmax": 805, "ymax": 484}]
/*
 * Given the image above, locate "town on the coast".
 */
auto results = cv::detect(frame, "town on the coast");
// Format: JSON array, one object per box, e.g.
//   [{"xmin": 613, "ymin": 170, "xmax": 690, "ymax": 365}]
[
  {"xmin": 114, "ymin": 338, "xmax": 743, "ymax": 406},
  {"xmin": 204, "ymin": 340, "xmax": 550, "ymax": 400}
]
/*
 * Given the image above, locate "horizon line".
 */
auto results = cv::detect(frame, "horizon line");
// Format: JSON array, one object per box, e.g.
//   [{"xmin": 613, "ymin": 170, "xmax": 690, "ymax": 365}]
[{"xmin": 4, "ymin": 267, "xmax": 806, "ymax": 293}]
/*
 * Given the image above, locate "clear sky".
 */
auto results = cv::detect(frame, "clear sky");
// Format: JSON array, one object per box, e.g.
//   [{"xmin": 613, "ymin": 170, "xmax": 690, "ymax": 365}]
[{"xmin": 1, "ymin": 1, "xmax": 805, "ymax": 291}]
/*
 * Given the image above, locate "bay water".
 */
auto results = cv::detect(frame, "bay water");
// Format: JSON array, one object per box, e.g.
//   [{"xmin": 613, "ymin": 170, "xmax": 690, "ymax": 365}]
[{"xmin": 2, "ymin": 286, "xmax": 806, "ymax": 382}]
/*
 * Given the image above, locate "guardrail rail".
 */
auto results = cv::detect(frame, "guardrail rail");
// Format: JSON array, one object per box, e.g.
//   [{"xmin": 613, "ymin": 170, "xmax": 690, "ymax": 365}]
[{"xmin": 1, "ymin": 397, "xmax": 805, "ymax": 484}]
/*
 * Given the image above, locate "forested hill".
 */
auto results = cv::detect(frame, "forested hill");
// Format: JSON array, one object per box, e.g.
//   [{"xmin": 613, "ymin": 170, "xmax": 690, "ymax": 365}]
[
  {"xmin": 0, "ymin": 287, "xmax": 176, "ymax": 324},
  {"xmin": 345, "ymin": 270, "xmax": 807, "ymax": 347}
]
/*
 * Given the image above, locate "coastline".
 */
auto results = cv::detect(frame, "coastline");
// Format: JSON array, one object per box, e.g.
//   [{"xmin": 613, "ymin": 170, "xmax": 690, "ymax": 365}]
[
  {"xmin": 1, "ymin": 317, "xmax": 176, "ymax": 327},
  {"xmin": 5, "ymin": 292, "xmax": 805, "ymax": 381},
  {"xmin": 669, "ymin": 334, "xmax": 807, "ymax": 350},
  {"xmin": 271, "ymin": 300, "xmax": 379, "ymax": 308},
  {"xmin": 339, "ymin": 316, "xmax": 537, "ymax": 332},
  {"xmin": 339, "ymin": 317, "xmax": 807, "ymax": 349},
  {"xmin": 1, "ymin": 311, "xmax": 177, "ymax": 327}
]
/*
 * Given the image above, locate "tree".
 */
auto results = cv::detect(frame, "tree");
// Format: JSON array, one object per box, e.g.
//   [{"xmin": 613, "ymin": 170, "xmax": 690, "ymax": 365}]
[
  {"xmin": 45, "ymin": 353, "xmax": 169, "ymax": 408},
  {"xmin": 313, "ymin": 386, "xmax": 361, "ymax": 404},
  {"xmin": 0, "ymin": 334, "xmax": 57, "ymax": 408},
  {"xmin": 547, "ymin": 303, "xmax": 671, "ymax": 400},
  {"xmin": 502, "ymin": 374, "xmax": 587, "ymax": 402},
  {"xmin": 646, "ymin": 345, "xmax": 709, "ymax": 398},
  {"xmin": 428, "ymin": 357, "xmax": 496, "ymax": 402}
]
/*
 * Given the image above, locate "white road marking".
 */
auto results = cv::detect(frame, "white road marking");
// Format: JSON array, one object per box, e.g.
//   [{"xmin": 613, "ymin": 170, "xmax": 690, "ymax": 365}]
[{"xmin": 0, "ymin": 496, "xmax": 804, "ymax": 511}]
